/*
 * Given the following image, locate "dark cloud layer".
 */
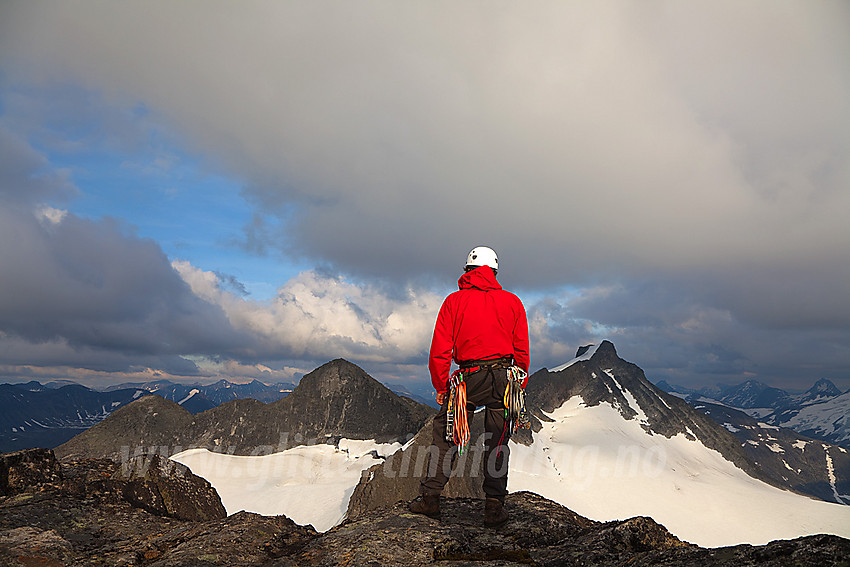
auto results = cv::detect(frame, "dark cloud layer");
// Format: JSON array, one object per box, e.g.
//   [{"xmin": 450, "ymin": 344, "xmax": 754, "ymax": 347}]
[
  {"xmin": 0, "ymin": 129, "xmax": 251, "ymax": 375},
  {"xmin": 4, "ymin": 2, "xmax": 844, "ymax": 289},
  {"xmin": 0, "ymin": 2, "xmax": 848, "ymax": 390}
]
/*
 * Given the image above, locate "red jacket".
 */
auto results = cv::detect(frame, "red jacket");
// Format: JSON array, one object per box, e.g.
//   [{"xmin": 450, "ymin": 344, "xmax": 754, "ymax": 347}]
[{"xmin": 428, "ymin": 266, "xmax": 530, "ymax": 393}]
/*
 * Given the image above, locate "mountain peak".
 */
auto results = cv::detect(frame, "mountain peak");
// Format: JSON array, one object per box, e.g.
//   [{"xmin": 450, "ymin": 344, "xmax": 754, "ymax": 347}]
[
  {"xmin": 808, "ymin": 378, "xmax": 841, "ymax": 397},
  {"xmin": 279, "ymin": 358, "xmax": 435, "ymax": 442},
  {"xmin": 718, "ymin": 381, "xmax": 788, "ymax": 409},
  {"xmin": 549, "ymin": 340, "xmax": 618, "ymax": 373},
  {"xmin": 55, "ymin": 394, "xmax": 193, "ymax": 461},
  {"xmin": 525, "ymin": 341, "xmax": 763, "ymax": 480},
  {"xmin": 589, "ymin": 340, "xmax": 618, "ymax": 361},
  {"xmin": 571, "ymin": 340, "xmax": 618, "ymax": 359},
  {"xmin": 294, "ymin": 358, "xmax": 383, "ymax": 396},
  {"xmin": 575, "ymin": 344, "xmax": 593, "ymax": 357}
]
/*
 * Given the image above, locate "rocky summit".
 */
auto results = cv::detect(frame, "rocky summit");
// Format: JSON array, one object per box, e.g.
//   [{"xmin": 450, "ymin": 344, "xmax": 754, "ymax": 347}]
[{"xmin": 2, "ymin": 448, "xmax": 849, "ymax": 566}]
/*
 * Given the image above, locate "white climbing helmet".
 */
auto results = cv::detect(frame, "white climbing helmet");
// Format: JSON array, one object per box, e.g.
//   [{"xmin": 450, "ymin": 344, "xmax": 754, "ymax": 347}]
[{"xmin": 465, "ymin": 246, "xmax": 498, "ymax": 274}]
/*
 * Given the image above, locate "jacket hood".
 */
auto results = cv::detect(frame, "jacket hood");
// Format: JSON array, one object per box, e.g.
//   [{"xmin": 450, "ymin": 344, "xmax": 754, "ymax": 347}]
[{"xmin": 457, "ymin": 266, "xmax": 502, "ymax": 291}]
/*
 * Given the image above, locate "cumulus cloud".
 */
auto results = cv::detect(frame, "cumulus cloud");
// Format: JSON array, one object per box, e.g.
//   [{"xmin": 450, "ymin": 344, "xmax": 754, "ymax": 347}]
[{"xmin": 173, "ymin": 261, "xmax": 443, "ymax": 364}]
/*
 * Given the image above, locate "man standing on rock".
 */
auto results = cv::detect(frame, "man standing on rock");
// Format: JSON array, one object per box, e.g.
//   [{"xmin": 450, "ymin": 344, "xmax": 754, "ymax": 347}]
[{"xmin": 409, "ymin": 246, "xmax": 530, "ymax": 527}]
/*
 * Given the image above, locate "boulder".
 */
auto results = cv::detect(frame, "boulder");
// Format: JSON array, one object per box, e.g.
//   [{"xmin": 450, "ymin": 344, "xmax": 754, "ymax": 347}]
[
  {"xmin": 113, "ymin": 453, "xmax": 226, "ymax": 521},
  {"xmin": 0, "ymin": 448, "xmax": 62, "ymax": 496}
]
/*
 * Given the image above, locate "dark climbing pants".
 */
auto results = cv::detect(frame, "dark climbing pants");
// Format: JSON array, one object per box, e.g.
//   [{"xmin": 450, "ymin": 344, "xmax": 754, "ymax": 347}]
[{"xmin": 420, "ymin": 365, "xmax": 511, "ymax": 499}]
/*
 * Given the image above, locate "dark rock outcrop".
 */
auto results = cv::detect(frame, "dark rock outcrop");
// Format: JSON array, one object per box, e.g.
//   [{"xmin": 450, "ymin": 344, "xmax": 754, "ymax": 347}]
[
  {"xmin": 328, "ymin": 493, "xmax": 692, "ymax": 566},
  {"xmin": 114, "ymin": 454, "xmax": 227, "ymax": 521},
  {"xmin": 347, "ymin": 411, "xmax": 489, "ymax": 519},
  {"xmin": 0, "ymin": 448, "xmax": 63, "ymax": 496},
  {"xmin": 2, "ymin": 450, "xmax": 849, "ymax": 566},
  {"xmin": 55, "ymin": 358, "xmax": 436, "ymax": 460},
  {"xmin": 0, "ymin": 453, "xmax": 313, "ymax": 566},
  {"xmin": 3, "ymin": 448, "xmax": 226, "ymax": 523}
]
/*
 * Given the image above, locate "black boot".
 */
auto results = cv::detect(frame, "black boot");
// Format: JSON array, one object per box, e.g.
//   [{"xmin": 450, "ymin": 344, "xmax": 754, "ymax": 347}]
[
  {"xmin": 408, "ymin": 494, "xmax": 440, "ymax": 519},
  {"xmin": 484, "ymin": 497, "xmax": 508, "ymax": 527}
]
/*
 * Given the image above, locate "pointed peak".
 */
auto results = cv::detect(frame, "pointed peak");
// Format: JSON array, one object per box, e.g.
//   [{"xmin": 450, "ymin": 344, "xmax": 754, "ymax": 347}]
[
  {"xmin": 808, "ymin": 378, "xmax": 840, "ymax": 395},
  {"xmin": 594, "ymin": 340, "xmax": 618, "ymax": 357}
]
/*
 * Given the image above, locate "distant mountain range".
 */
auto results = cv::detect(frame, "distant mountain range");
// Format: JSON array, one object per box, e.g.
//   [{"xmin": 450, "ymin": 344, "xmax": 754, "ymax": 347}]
[
  {"xmin": 0, "ymin": 383, "xmax": 147, "ymax": 453},
  {"xmin": 104, "ymin": 378, "xmax": 297, "ymax": 413},
  {"xmin": 54, "ymin": 359, "xmax": 435, "ymax": 461},
  {"xmin": 0, "ymin": 378, "xmax": 295, "ymax": 453},
  {"xmin": 1, "ymin": 370, "xmax": 440, "ymax": 454},
  {"xmin": 657, "ymin": 378, "xmax": 850, "ymax": 450}
]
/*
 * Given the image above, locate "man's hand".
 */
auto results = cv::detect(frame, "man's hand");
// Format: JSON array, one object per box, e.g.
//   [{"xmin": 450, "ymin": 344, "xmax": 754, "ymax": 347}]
[{"xmin": 436, "ymin": 391, "xmax": 447, "ymax": 405}]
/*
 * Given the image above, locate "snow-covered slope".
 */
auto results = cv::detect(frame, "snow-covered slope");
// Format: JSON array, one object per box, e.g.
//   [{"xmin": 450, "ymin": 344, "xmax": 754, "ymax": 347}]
[
  {"xmin": 780, "ymin": 391, "xmax": 850, "ymax": 448},
  {"xmin": 691, "ymin": 398, "xmax": 850, "ymax": 505},
  {"xmin": 177, "ymin": 395, "xmax": 850, "ymax": 546},
  {"xmin": 507, "ymin": 396, "xmax": 850, "ymax": 548},
  {"xmin": 171, "ymin": 439, "xmax": 401, "ymax": 532},
  {"xmin": 658, "ymin": 377, "xmax": 850, "ymax": 450}
]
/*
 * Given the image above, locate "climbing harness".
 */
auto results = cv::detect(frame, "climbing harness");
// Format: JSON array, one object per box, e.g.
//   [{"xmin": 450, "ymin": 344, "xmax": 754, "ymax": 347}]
[{"xmin": 504, "ymin": 366, "xmax": 530, "ymax": 434}]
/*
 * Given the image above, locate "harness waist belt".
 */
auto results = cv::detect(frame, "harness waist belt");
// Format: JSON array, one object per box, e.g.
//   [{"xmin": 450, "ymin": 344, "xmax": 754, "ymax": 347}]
[{"xmin": 458, "ymin": 356, "xmax": 513, "ymax": 370}]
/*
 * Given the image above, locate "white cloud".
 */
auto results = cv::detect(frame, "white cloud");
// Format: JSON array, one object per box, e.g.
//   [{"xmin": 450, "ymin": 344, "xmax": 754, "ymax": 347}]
[
  {"xmin": 173, "ymin": 260, "xmax": 443, "ymax": 363},
  {"xmin": 188, "ymin": 357, "xmax": 304, "ymax": 384},
  {"xmin": 35, "ymin": 205, "xmax": 67, "ymax": 226}
]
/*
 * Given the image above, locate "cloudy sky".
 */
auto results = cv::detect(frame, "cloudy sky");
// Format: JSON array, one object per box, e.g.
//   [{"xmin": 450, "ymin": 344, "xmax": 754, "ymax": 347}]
[{"xmin": 1, "ymin": 1, "xmax": 848, "ymax": 393}]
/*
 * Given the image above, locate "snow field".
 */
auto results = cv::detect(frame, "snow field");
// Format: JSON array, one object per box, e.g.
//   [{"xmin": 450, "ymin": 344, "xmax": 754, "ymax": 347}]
[
  {"xmin": 171, "ymin": 439, "xmax": 400, "ymax": 532},
  {"xmin": 507, "ymin": 397, "xmax": 850, "ymax": 548},
  {"xmin": 170, "ymin": 394, "xmax": 850, "ymax": 547},
  {"xmin": 785, "ymin": 391, "xmax": 850, "ymax": 445}
]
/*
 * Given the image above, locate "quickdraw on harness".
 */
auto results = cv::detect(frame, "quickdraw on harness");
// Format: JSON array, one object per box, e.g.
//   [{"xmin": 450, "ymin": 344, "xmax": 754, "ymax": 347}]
[
  {"xmin": 445, "ymin": 368, "xmax": 471, "ymax": 454},
  {"xmin": 504, "ymin": 366, "xmax": 530, "ymax": 434},
  {"xmin": 445, "ymin": 357, "xmax": 527, "ymax": 454}
]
